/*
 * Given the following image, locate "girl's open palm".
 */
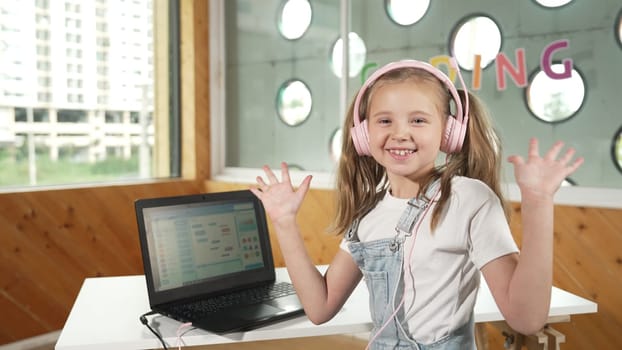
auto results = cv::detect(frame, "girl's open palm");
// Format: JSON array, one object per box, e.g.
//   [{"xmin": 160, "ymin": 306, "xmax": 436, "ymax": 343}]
[
  {"xmin": 249, "ymin": 162, "xmax": 312, "ymax": 225},
  {"xmin": 507, "ymin": 138, "xmax": 584, "ymax": 199}
]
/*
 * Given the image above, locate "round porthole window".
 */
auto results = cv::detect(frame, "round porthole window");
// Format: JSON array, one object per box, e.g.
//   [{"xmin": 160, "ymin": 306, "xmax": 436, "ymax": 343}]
[
  {"xmin": 532, "ymin": 0, "xmax": 573, "ymax": 8},
  {"xmin": 330, "ymin": 32, "xmax": 367, "ymax": 78},
  {"xmin": 329, "ymin": 128, "xmax": 343, "ymax": 163},
  {"xmin": 276, "ymin": 79, "xmax": 312, "ymax": 126},
  {"xmin": 612, "ymin": 126, "xmax": 622, "ymax": 174},
  {"xmin": 278, "ymin": 0, "xmax": 312, "ymax": 40},
  {"xmin": 450, "ymin": 14, "xmax": 502, "ymax": 71},
  {"xmin": 525, "ymin": 63, "xmax": 585, "ymax": 123},
  {"xmin": 385, "ymin": 0, "xmax": 430, "ymax": 26},
  {"xmin": 616, "ymin": 8, "xmax": 622, "ymax": 48}
]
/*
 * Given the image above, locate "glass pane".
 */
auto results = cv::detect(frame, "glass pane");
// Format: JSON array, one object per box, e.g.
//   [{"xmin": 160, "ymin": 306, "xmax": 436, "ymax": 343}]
[
  {"xmin": 278, "ymin": 0, "xmax": 312, "ymax": 40},
  {"xmin": 277, "ymin": 79, "xmax": 312, "ymax": 126},
  {"xmin": 451, "ymin": 15, "xmax": 502, "ymax": 70},
  {"xmin": 526, "ymin": 64, "xmax": 585, "ymax": 123},
  {"xmin": 385, "ymin": 0, "xmax": 430, "ymax": 26},
  {"xmin": 0, "ymin": 0, "xmax": 172, "ymax": 189}
]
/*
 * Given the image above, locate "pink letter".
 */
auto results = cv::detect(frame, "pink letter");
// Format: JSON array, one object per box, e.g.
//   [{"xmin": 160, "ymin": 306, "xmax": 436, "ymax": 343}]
[
  {"xmin": 541, "ymin": 39, "xmax": 572, "ymax": 79},
  {"xmin": 495, "ymin": 49, "xmax": 527, "ymax": 90}
]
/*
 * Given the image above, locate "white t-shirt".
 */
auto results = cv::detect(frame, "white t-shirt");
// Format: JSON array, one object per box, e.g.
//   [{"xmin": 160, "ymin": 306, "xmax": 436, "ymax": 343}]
[{"xmin": 340, "ymin": 176, "xmax": 519, "ymax": 344}]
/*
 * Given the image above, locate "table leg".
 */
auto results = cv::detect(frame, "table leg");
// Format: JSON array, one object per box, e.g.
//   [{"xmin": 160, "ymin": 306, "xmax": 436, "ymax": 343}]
[
  {"xmin": 474, "ymin": 323, "xmax": 488, "ymax": 350},
  {"xmin": 522, "ymin": 330, "xmax": 549, "ymax": 349},
  {"xmin": 543, "ymin": 326, "xmax": 566, "ymax": 350},
  {"xmin": 487, "ymin": 321, "xmax": 567, "ymax": 350}
]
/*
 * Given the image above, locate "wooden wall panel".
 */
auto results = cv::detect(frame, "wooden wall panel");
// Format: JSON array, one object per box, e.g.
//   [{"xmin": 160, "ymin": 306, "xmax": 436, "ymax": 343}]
[
  {"xmin": 0, "ymin": 180, "xmax": 204, "ymax": 344},
  {"xmin": 1, "ymin": 182, "xmax": 620, "ymax": 349}
]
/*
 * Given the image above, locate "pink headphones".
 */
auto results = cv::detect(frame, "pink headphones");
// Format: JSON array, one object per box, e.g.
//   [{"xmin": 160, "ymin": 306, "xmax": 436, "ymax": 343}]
[{"xmin": 350, "ymin": 59, "xmax": 469, "ymax": 155}]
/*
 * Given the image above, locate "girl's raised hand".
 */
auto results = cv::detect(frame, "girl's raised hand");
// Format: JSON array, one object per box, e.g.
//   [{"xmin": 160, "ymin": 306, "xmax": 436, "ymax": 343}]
[
  {"xmin": 507, "ymin": 138, "xmax": 584, "ymax": 200},
  {"xmin": 250, "ymin": 162, "xmax": 312, "ymax": 226}
]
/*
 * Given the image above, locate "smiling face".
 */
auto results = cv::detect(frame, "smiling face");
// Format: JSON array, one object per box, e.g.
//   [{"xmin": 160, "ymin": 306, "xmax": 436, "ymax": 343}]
[{"xmin": 366, "ymin": 78, "xmax": 446, "ymax": 193}]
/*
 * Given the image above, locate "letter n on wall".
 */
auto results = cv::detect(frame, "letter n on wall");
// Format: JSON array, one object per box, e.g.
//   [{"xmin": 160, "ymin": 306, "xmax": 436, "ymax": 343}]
[{"xmin": 496, "ymin": 49, "xmax": 527, "ymax": 90}]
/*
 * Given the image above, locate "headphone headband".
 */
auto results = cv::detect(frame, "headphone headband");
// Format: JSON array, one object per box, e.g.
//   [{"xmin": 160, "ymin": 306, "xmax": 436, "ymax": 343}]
[
  {"xmin": 352, "ymin": 59, "xmax": 467, "ymax": 129},
  {"xmin": 350, "ymin": 58, "xmax": 470, "ymax": 155}
]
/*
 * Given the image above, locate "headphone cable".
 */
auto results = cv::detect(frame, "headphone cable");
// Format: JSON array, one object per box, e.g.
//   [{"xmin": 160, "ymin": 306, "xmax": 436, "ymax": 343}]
[{"xmin": 140, "ymin": 311, "xmax": 169, "ymax": 350}]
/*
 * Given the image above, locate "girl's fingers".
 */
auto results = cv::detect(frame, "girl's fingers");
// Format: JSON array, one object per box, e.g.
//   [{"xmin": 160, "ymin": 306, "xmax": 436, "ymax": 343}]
[
  {"xmin": 280, "ymin": 162, "xmax": 291, "ymax": 184},
  {"xmin": 568, "ymin": 156, "xmax": 585, "ymax": 173},
  {"xmin": 249, "ymin": 187, "xmax": 261, "ymax": 198},
  {"xmin": 527, "ymin": 138, "xmax": 540, "ymax": 159},
  {"xmin": 263, "ymin": 165, "xmax": 279, "ymax": 184},
  {"xmin": 256, "ymin": 176, "xmax": 267, "ymax": 187},
  {"xmin": 558, "ymin": 147, "xmax": 576, "ymax": 165},
  {"xmin": 507, "ymin": 155, "xmax": 525, "ymax": 166},
  {"xmin": 544, "ymin": 140, "xmax": 564, "ymax": 161}
]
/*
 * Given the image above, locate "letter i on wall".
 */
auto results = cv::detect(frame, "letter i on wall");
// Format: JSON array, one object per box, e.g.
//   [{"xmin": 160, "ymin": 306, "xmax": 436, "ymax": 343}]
[{"xmin": 472, "ymin": 54, "xmax": 482, "ymax": 90}]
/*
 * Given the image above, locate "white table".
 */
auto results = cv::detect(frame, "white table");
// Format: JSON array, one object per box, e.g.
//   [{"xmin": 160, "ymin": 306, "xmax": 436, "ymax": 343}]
[{"xmin": 55, "ymin": 266, "xmax": 597, "ymax": 350}]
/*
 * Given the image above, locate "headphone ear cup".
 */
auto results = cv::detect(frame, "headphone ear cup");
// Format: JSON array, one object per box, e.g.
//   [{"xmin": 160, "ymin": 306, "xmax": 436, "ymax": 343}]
[
  {"xmin": 441, "ymin": 115, "xmax": 467, "ymax": 154},
  {"xmin": 351, "ymin": 120, "xmax": 372, "ymax": 156}
]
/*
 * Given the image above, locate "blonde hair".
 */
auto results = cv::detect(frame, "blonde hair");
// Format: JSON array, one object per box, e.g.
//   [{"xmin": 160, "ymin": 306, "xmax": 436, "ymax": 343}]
[{"xmin": 330, "ymin": 67, "xmax": 510, "ymax": 235}]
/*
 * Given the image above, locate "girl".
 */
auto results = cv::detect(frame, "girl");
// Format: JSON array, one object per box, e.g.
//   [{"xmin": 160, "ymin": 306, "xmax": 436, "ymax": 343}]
[{"xmin": 250, "ymin": 59, "xmax": 583, "ymax": 349}]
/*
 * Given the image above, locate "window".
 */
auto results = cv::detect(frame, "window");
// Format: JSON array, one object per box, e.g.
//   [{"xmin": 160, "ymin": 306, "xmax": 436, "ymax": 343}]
[
  {"xmin": 277, "ymin": 0, "xmax": 312, "ymax": 40},
  {"xmin": 525, "ymin": 63, "xmax": 585, "ymax": 123},
  {"xmin": 276, "ymin": 79, "xmax": 312, "ymax": 126},
  {"xmin": 0, "ymin": 0, "xmax": 180, "ymax": 189},
  {"xmin": 450, "ymin": 14, "xmax": 502, "ymax": 71},
  {"xmin": 36, "ymin": 29, "xmax": 50, "ymax": 40},
  {"xmin": 36, "ymin": 45, "xmax": 50, "ymax": 55},
  {"xmin": 533, "ymin": 0, "xmax": 574, "ymax": 8},
  {"xmin": 330, "ymin": 32, "xmax": 367, "ymax": 79},
  {"xmin": 385, "ymin": 0, "xmax": 430, "ymax": 27}
]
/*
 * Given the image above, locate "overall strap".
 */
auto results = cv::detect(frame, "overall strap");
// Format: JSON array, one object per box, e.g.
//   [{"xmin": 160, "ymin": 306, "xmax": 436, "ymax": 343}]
[
  {"xmin": 345, "ymin": 217, "xmax": 361, "ymax": 242},
  {"xmin": 395, "ymin": 180, "xmax": 441, "ymax": 235}
]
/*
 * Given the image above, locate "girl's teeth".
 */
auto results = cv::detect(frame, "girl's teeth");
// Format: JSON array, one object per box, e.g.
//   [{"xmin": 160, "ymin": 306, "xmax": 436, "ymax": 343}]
[{"xmin": 391, "ymin": 150, "xmax": 412, "ymax": 156}]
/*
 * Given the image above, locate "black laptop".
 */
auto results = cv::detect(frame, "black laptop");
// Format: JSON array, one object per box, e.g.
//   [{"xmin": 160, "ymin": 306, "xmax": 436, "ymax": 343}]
[{"xmin": 135, "ymin": 189, "xmax": 305, "ymax": 333}]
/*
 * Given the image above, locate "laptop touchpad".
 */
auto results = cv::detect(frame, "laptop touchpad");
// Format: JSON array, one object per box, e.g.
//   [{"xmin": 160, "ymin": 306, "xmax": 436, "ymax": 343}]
[{"xmin": 233, "ymin": 304, "xmax": 282, "ymax": 320}]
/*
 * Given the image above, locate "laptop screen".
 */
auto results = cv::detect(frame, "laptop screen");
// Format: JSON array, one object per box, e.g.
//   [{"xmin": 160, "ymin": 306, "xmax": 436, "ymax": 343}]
[
  {"xmin": 143, "ymin": 199, "xmax": 265, "ymax": 292},
  {"xmin": 135, "ymin": 190, "xmax": 276, "ymax": 305}
]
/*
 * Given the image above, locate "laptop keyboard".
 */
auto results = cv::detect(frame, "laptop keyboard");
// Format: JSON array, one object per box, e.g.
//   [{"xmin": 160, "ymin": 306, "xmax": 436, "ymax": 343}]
[{"xmin": 168, "ymin": 282, "xmax": 297, "ymax": 319}]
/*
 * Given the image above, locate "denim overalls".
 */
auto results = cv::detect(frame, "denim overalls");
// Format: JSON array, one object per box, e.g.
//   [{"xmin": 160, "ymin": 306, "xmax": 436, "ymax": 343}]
[{"xmin": 345, "ymin": 184, "xmax": 476, "ymax": 350}]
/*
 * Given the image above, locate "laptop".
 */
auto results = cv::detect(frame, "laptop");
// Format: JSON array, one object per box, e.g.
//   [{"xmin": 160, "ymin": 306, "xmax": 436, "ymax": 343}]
[{"xmin": 134, "ymin": 189, "xmax": 305, "ymax": 333}]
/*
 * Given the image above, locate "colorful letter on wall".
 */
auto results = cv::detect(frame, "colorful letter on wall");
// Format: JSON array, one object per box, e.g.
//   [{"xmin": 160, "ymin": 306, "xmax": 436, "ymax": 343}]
[
  {"xmin": 496, "ymin": 49, "xmax": 527, "ymax": 90},
  {"xmin": 472, "ymin": 54, "xmax": 482, "ymax": 90},
  {"xmin": 541, "ymin": 39, "xmax": 572, "ymax": 79},
  {"xmin": 429, "ymin": 55, "xmax": 457, "ymax": 82}
]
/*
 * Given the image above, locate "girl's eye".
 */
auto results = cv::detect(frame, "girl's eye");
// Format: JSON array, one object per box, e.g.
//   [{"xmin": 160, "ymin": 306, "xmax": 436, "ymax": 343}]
[
  {"xmin": 411, "ymin": 118, "xmax": 425, "ymax": 124},
  {"xmin": 378, "ymin": 119, "xmax": 391, "ymax": 124}
]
